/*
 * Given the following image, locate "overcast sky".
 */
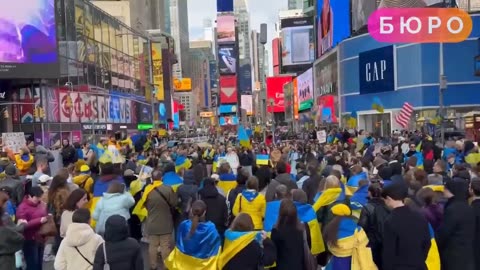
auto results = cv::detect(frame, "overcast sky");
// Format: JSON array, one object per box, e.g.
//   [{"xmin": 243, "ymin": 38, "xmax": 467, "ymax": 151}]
[{"xmin": 187, "ymin": 0, "xmax": 288, "ymax": 75}]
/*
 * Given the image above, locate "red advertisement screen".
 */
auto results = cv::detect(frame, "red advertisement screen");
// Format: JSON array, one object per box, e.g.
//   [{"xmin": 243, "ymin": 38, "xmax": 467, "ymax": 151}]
[
  {"xmin": 219, "ymin": 75, "xmax": 237, "ymax": 104},
  {"xmin": 266, "ymin": 76, "xmax": 292, "ymax": 113}
]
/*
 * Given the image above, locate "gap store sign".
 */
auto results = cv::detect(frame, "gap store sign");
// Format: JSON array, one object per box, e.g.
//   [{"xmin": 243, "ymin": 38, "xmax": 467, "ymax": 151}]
[{"xmin": 359, "ymin": 45, "xmax": 395, "ymax": 95}]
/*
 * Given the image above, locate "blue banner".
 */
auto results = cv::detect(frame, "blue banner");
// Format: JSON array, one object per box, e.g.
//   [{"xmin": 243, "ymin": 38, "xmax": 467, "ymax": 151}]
[
  {"xmin": 359, "ymin": 45, "xmax": 395, "ymax": 95},
  {"xmin": 217, "ymin": 0, "xmax": 233, "ymax": 12}
]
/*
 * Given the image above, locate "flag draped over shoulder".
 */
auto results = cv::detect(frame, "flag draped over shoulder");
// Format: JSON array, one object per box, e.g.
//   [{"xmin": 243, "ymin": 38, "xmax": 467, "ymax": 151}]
[
  {"xmin": 218, "ymin": 230, "xmax": 261, "ymax": 269},
  {"xmin": 165, "ymin": 221, "xmax": 221, "ymax": 270},
  {"xmin": 162, "ymin": 171, "xmax": 183, "ymax": 192},
  {"xmin": 132, "ymin": 181, "xmax": 163, "ymax": 222},
  {"xmin": 238, "ymin": 125, "xmax": 251, "ymax": 148},
  {"xmin": 326, "ymin": 219, "xmax": 378, "ymax": 270},
  {"xmin": 313, "ymin": 188, "xmax": 344, "ymax": 212},
  {"xmin": 426, "ymin": 224, "xmax": 441, "ymax": 270},
  {"xmin": 349, "ymin": 185, "xmax": 369, "ymax": 219},
  {"xmin": 295, "ymin": 202, "xmax": 325, "ymax": 255},
  {"xmin": 263, "ymin": 200, "xmax": 282, "ymax": 232}
]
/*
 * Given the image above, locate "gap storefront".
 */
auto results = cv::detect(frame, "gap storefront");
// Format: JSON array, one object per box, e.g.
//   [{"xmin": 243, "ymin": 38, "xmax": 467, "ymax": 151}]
[{"xmin": 338, "ymin": 14, "xmax": 480, "ymax": 136}]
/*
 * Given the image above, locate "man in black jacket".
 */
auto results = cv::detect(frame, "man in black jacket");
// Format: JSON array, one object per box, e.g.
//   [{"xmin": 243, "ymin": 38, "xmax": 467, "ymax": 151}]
[
  {"xmin": 437, "ymin": 179, "xmax": 475, "ymax": 270},
  {"xmin": 381, "ymin": 180, "xmax": 431, "ymax": 270},
  {"xmin": 470, "ymin": 178, "xmax": 480, "ymax": 270}
]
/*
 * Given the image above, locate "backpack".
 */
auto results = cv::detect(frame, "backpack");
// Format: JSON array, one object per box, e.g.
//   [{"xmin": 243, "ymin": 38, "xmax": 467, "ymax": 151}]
[{"xmin": 363, "ymin": 203, "xmax": 389, "ymax": 247}]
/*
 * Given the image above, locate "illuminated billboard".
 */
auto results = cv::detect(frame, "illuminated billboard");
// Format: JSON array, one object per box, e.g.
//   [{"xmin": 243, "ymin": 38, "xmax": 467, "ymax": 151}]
[{"xmin": 280, "ymin": 17, "xmax": 315, "ymax": 67}]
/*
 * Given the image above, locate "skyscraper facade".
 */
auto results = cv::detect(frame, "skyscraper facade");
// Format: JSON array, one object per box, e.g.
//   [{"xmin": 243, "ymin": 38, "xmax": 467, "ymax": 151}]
[
  {"xmin": 288, "ymin": 0, "xmax": 303, "ymax": 9},
  {"xmin": 170, "ymin": 0, "xmax": 190, "ymax": 79},
  {"xmin": 234, "ymin": 0, "xmax": 250, "ymax": 60}
]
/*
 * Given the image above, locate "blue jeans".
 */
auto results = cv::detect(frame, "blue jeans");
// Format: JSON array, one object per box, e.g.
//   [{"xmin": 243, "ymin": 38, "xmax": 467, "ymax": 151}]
[{"xmin": 23, "ymin": 240, "xmax": 43, "ymax": 270}]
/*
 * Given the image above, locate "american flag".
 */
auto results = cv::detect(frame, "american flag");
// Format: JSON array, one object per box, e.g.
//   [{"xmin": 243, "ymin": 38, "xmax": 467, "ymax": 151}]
[{"xmin": 395, "ymin": 102, "xmax": 414, "ymax": 128}]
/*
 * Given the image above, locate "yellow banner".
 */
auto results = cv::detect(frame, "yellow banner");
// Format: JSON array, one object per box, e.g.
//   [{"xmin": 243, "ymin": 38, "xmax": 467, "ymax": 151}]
[{"xmin": 173, "ymin": 78, "xmax": 192, "ymax": 91}]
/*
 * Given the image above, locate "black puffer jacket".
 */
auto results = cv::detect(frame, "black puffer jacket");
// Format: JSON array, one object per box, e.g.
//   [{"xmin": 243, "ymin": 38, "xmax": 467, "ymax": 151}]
[
  {"xmin": 93, "ymin": 215, "xmax": 143, "ymax": 270},
  {"xmin": 198, "ymin": 179, "xmax": 228, "ymax": 236},
  {"xmin": 177, "ymin": 169, "xmax": 199, "ymax": 218}
]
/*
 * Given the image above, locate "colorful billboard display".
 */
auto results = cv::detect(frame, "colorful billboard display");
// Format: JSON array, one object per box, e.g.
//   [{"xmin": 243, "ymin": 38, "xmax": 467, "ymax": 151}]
[
  {"xmin": 173, "ymin": 78, "xmax": 192, "ymax": 91},
  {"xmin": 217, "ymin": 15, "xmax": 236, "ymax": 43},
  {"xmin": 0, "ymin": 0, "xmax": 59, "ymax": 78},
  {"xmin": 316, "ymin": 0, "xmax": 351, "ymax": 57},
  {"xmin": 297, "ymin": 68, "xmax": 314, "ymax": 111},
  {"xmin": 314, "ymin": 51, "xmax": 338, "ymax": 124},
  {"xmin": 218, "ymin": 45, "xmax": 237, "ymax": 74},
  {"xmin": 151, "ymin": 42, "xmax": 164, "ymax": 100},
  {"xmin": 219, "ymin": 75, "xmax": 237, "ymax": 104},
  {"xmin": 280, "ymin": 17, "xmax": 315, "ymax": 67},
  {"xmin": 241, "ymin": 95, "xmax": 253, "ymax": 116},
  {"xmin": 266, "ymin": 76, "xmax": 293, "ymax": 113}
]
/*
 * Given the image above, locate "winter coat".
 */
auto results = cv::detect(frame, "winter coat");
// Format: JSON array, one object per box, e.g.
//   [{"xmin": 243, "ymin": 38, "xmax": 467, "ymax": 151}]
[
  {"xmin": 92, "ymin": 192, "xmax": 135, "ymax": 235},
  {"xmin": 54, "ymin": 223, "xmax": 104, "ymax": 270},
  {"xmin": 145, "ymin": 184, "xmax": 177, "ymax": 235},
  {"xmin": 265, "ymin": 173, "xmax": 297, "ymax": 202},
  {"xmin": 198, "ymin": 183, "xmax": 228, "ymax": 236},
  {"xmin": 0, "ymin": 225, "xmax": 24, "ymax": 270},
  {"xmin": 271, "ymin": 226, "xmax": 305, "ymax": 270},
  {"xmin": 93, "ymin": 215, "xmax": 143, "ymax": 270},
  {"xmin": 232, "ymin": 190, "xmax": 266, "ymax": 230},
  {"xmin": 177, "ymin": 171, "xmax": 199, "ymax": 217},
  {"xmin": 16, "ymin": 198, "xmax": 48, "ymax": 241},
  {"xmin": 255, "ymin": 166, "xmax": 272, "ymax": 191},
  {"xmin": 472, "ymin": 199, "xmax": 480, "ymax": 270},
  {"xmin": 421, "ymin": 204, "xmax": 443, "ymax": 231},
  {"xmin": 60, "ymin": 210, "xmax": 74, "ymax": 238},
  {"xmin": 436, "ymin": 196, "xmax": 475, "ymax": 270}
]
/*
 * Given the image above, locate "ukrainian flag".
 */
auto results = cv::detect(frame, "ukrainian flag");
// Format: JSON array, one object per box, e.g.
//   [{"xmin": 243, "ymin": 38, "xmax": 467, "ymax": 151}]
[
  {"xmin": 132, "ymin": 181, "xmax": 163, "ymax": 222},
  {"xmin": 372, "ymin": 97, "xmax": 384, "ymax": 113},
  {"xmin": 162, "ymin": 171, "xmax": 183, "ymax": 192},
  {"xmin": 346, "ymin": 172, "xmax": 368, "ymax": 195},
  {"xmin": 217, "ymin": 173, "xmax": 237, "ymax": 195},
  {"xmin": 426, "ymin": 224, "xmax": 441, "ymax": 270},
  {"xmin": 165, "ymin": 220, "xmax": 221, "ymax": 270},
  {"xmin": 263, "ymin": 200, "xmax": 282, "ymax": 232},
  {"xmin": 294, "ymin": 202, "xmax": 325, "ymax": 255},
  {"xmin": 218, "ymin": 230, "xmax": 262, "ymax": 269},
  {"xmin": 349, "ymin": 185, "xmax": 369, "ymax": 219},
  {"xmin": 326, "ymin": 218, "xmax": 378, "ymax": 270},
  {"xmin": 313, "ymin": 187, "xmax": 344, "ymax": 212},
  {"xmin": 212, "ymin": 153, "xmax": 226, "ymax": 173},
  {"xmin": 89, "ymin": 176, "xmax": 125, "ymax": 226},
  {"xmin": 238, "ymin": 125, "xmax": 251, "ymax": 149},
  {"xmin": 256, "ymin": 154, "xmax": 270, "ymax": 166},
  {"xmin": 175, "ymin": 155, "xmax": 192, "ymax": 172}
]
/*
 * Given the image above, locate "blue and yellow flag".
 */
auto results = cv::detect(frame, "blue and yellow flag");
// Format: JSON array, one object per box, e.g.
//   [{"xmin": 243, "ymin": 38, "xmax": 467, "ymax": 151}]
[
  {"xmin": 263, "ymin": 200, "xmax": 282, "ymax": 232},
  {"xmin": 346, "ymin": 172, "xmax": 368, "ymax": 195},
  {"xmin": 217, "ymin": 173, "xmax": 238, "ymax": 195},
  {"xmin": 218, "ymin": 230, "xmax": 261, "ymax": 269},
  {"xmin": 132, "ymin": 181, "xmax": 163, "ymax": 222},
  {"xmin": 165, "ymin": 220, "xmax": 221, "ymax": 270},
  {"xmin": 426, "ymin": 224, "xmax": 441, "ymax": 270},
  {"xmin": 350, "ymin": 185, "xmax": 369, "ymax": 219},
  {"xmin": 256, "ymin": 154, "xmax": 270, "ymax": 166},
  {"xmin": 175, "ymin": 155, "xmax": 192, "ymax": 172},
  {"xmin": 294, "ymin": 202, "xmax": 325, "ymax": 255},
  {"xmin": 326, "ymin": 219, "xmax": 378, "ymax": 270},
  {"xmin": 312, "ymin": 188, "xmax": 344, "ymax": 212},
  {"xmin": 162, "ymin": 171, "xmax": 183, "ymax": 192},
  {"xmin": 238, "ymin": 125, "xmax": 251, "ymax": 149},
  {"xmin": 372, "ymin": 97, "xmax": 384, "ymax": 113},
  {"xmin": 212, "ymin": 153, "xmax": 226, "ymax": 173}
]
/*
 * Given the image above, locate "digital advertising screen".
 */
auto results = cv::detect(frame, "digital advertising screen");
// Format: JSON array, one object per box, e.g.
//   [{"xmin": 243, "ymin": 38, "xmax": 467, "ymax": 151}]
[
  {"xmin": 137, "ymin": 103, "xmax": 153, "ymax": 123},
  {"xmin": 280, "ymin": 17, "xmax": 315, "ymax": 67},
  {"xmin": 317, "ymin": 0, "xmax": 351, "ymax": 57},
  {"xmin": 218, "ymin": 45, "xmax": 237, "ymax": 75},
  {"xmin": 219, "ymin": 75, "xmax": 238, "ymax": 104},
  {"xmin": 217, "ymin": 15, "xmax": 236, "ymax": 43},
  {"xmin": 0, "ymin": 0, "xmax": 59, "ymax": 78},
  {"xmin": 266, "ymin": 76, "xmax": 293, "ymax": 113},
  {"xmin": 314, "ymin": 51, "xmax": 339, "ymax": 124},
  {"xmin": 351, "ymin": 0, "xmax": 377, "ymax": 33},
  {"xmin": 296, "ymin": 68, "xmax": 314, "ymax": 111}
]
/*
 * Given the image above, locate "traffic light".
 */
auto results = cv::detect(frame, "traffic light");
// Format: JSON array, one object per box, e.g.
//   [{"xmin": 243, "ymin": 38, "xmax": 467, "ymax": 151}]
[
  {"xmin": 33, "ymin": 107, "xmax": 39, "ymax": 118},
  {"xmin": 3, "ymin": 109, "xmax": 8, "ymax": 119}
]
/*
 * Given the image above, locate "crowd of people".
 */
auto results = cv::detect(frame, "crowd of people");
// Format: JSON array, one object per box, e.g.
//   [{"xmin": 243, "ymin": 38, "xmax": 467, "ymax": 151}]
[{"xmin": 0, "ymin": 129, "xmax": 479, "ymax": 270}]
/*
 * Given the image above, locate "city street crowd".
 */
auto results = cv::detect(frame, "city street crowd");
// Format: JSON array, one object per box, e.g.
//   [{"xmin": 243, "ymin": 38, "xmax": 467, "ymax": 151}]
[{"xmin": 0, "ymin": 130, "xmax": 479, "ymax": 270}]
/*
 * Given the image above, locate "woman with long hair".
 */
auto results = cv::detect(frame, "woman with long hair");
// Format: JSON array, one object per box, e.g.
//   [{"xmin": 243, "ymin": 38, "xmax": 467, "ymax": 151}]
[
  {"xmin": 271, "ymin": 199, "xmax": 305, "ymax": 270},
  {"xmin": 48, "ymin": 174, "xmax": 71, "ymax": 254},
  {"xmin": 59, "ymin": 189, "xmax": 89, "ymax": 238},
  {"xmin": 165, "ymin": 200, "xmax": 222, "ymax": 269},
  {"xmin": 323, "ymin": 204, "xmax": 377, "ymax": 270},
  {"xmin": 92, "ymin": 182, "xmax": 134, "ymax": 235},
  {"xmin": 219, "ymin": 213, "xmax": 276, "ymax": 270}
]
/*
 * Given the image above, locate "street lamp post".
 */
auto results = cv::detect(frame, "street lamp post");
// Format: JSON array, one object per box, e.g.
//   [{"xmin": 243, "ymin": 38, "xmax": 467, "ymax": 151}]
[{"xmin": 439, "ymin": 42, "xmax": 447, "ymax": 146}]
